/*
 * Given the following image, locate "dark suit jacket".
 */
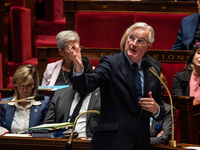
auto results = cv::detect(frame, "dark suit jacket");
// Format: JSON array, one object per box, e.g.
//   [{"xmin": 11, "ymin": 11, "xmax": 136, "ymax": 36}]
[
  {"xmin": 0, "ymin": 96, "xmax": 51, "ymax": 132},
  {"xmin": 43, "ymin": 86, "xmax": 101, "ymax": 137},
  {"xmin": 69, "ymin": 52, "xmax": 165, "ymax": 150},
  {"xmin": 172, "ymin": 70, "xmax": 192, "ymax": 96},
  {"xmin": 172, "ymin": 13, "xmax": 199, "ymax": 50},
  {"xmin": 150, "ymin": 103, "xmax": 176, "ymax": 145}
]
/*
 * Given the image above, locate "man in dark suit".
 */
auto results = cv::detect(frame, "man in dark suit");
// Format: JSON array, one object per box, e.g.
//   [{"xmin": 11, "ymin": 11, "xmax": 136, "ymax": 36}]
[
  {"xmin": 172, "ymin": 1, "xmax": 200, "ymax": 50},
  {"xmin": 68, "ymin": 22, "xmax": 165, "ymax": 150},
  {"xmin": 43, "ymin": 86, "xmax": 100, "ymax": 137},
  {"xmin": 43, "ymin": 56, "xmax": 101, "ymax": 137}
]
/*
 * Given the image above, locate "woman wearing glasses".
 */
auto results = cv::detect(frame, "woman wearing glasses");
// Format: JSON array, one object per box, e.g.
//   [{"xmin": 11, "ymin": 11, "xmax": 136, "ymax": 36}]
[
  {"xmin": 0, "ymin": 65, "xmax": 51, "ymax": 133},
  {"xmin": 41, "ymin": 30, "xmax": 81, "ymax": 86}
]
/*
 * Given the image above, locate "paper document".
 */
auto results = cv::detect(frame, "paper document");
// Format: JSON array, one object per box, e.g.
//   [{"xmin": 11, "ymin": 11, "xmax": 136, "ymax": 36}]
[
  {"xmin": 28, "ymin": 122, "xmax": 73, "ymax": 130},
  {"xmin": 184, "ymin": 147, "xmax": 200, "ymax": 150},
  {"xmin": 3, "ymin": 133, "xmax": 31, "ymax": 137}
]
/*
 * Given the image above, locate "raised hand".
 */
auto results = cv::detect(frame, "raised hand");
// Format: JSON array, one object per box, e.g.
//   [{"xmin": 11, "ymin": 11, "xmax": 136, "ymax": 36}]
[{"xmin": 68, "ymin": 44, "xmax": 83, "ymax": 73}]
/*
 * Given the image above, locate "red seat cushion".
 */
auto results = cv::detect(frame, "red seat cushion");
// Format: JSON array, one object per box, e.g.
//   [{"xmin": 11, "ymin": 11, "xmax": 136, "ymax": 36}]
[
  {"xmin": 134, "ymin": 13, "xmax": 189, "ymax": 49},
  {"xmin": 44, "ymin": 0, "xmax": 63, "ymax": 21},
  {"xmin": 35, "ymin": 17, "xmax": 66, "ymax": 35},
  {"xmin": 75, "ymin": 12, "xmax": 135, "ymax": 48},
  {"xmin": 161, "ymin": 63, "xmax": 185, "ymax": 94},
  {"xmin": 8, "ymin": 58, "xmax": 38, "ymax": 77},
  {"xmin": 35, "ymin": 35, "xmax": 57, "ymax": 48}
]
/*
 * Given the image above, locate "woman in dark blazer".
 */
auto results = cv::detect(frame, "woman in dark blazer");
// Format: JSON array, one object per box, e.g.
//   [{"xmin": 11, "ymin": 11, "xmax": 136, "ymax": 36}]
[{"xmin": 173, "ymin": 45, "xmax": 200, "ymax": 104}]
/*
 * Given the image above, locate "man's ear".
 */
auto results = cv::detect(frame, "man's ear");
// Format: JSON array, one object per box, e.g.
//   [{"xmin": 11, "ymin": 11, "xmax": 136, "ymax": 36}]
[{"xmin": 146, "ymin": 44, "xmax": 152, "ymax": 51}]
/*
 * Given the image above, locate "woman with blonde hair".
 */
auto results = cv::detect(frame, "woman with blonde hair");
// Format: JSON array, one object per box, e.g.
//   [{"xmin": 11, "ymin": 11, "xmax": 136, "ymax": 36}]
[{"xmin": 0, "ymin": 65, "xmax": 50, "ymax": 133}]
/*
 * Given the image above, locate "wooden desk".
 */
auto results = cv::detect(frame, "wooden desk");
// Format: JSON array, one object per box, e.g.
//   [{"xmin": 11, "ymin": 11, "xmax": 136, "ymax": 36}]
[
  {"xmin": 0, "ymin": 136, "xmax": 89, "ymax": 150},
  {"xmin": 163, "ymin": 95, "xmax": 200, "ymax": 144},
  {"xmin": 1, "ymin": 87, "xmax": 199, "ymax": 144},
  {"xmin": 64, "ymin": 0, "xmax": 197, "ymax": 30},
  {"xmin": 0, "ymin": 136, "xmax": 199, "ymax": 150}
]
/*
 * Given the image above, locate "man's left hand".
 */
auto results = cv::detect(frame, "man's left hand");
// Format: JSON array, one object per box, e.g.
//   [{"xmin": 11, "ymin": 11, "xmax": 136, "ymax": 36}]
[{"xmin": 139, "ymin": 91, "xmax": 159, "ymax": 115}]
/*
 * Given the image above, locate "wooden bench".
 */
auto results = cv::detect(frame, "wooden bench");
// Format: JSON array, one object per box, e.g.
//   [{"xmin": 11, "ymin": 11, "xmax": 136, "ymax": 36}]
[
  {"xmin": 65, "ymin": 11, "xmax": 190, "ymax": 49},
  {"xmin": 37, "ymin": 47, "xmax": 191, "ymax": 92},
  {"xmin": 64, "ymin": 0, "xmax": 197, "ymax": 30}
]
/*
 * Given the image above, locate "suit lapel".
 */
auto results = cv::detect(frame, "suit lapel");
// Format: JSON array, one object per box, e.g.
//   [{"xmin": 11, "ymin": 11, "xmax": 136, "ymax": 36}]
[
  {"xmin": 191, "ymin": 13, "xmax": 199, "ymax": 38},
  {"xmin": 86, "ymin": 88, "xmax": 100, "ymax": 121},
  {"xmin": 143, "ymin": 66, "xmax": 153, "ymax": 97},
  {"xmin": 63, "ymin": 87, "xmax": 76, "ymax": 122},
  {"xmin": 120, "ymin": 53, "xmax": 140, "ymax": 106},
  {"xmin": 6, "ymin": 105, "xmax": 16, "ymax": 132},
  {"xmin": 30, "ymin": 105, "xmax": 40, "ymax": 127}
]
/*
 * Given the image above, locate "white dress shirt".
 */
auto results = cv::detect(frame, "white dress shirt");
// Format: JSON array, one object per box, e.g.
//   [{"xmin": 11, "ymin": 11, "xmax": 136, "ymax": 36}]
[
  {"xmin": 8, "ymin": 97, "xmax": 41, "ymax": 134},
  {"xmin": 68, "ymin": 92, "xmax": 91, "ymax": 137}
]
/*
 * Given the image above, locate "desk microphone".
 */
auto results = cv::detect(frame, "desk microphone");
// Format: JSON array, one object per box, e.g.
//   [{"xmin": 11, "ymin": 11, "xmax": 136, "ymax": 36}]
[
  {"xmin": 143, "ymin": 59, "xmax": 176, "ymax": 147},
  {"xmin": 0, "ymin": 94, "xmax": 45, "ymax": 104},
  {"xmin": 66, "ymin": 110, "xmax": 100, "ymax": 150}
]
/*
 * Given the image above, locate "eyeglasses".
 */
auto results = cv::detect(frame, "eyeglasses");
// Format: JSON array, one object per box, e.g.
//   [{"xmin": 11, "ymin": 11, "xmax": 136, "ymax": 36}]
[
  {"xmin": 128, "ymin": 34, "xmax": 148, "ymax": 46},
  {"xmin": 17, "ymin": 84, "xmax": 34, "ymax": 90},
  {"xmin": 64, "ymin": 44, "xmax": 82, "ymax": 51}
]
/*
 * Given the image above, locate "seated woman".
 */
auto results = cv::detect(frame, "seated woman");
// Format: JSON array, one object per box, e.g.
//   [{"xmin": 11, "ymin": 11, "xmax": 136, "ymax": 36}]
[
  {"xmin": 41, "ymin": 30, "xmax": 81, "ymax": 86},
  {"xmin": 0, "ymin": 65, "xmax": 51, "ymax": 133},
  {"xmin": 172, "ymin": 45, "xmax": 200, "ymax": 105}
]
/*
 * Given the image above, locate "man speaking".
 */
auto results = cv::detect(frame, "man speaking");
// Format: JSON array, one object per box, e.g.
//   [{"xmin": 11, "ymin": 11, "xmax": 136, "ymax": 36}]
[{"xmin": 68, "ymin": 22, "xmax": 165, "ymax": 150}]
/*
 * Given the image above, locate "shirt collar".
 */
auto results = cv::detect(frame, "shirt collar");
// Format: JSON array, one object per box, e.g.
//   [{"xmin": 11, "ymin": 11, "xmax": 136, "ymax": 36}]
[
  {"xmin": 8, "ymin": 97, "xmax": 42, "ymax": 107},
  {"xmin": 124, "ymin": 51, "xmax": 142, "ymax": 69}
]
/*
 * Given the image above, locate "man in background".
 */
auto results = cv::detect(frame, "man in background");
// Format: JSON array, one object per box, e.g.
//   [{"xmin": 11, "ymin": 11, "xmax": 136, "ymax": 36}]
[{"xmin": 172, "ymin": 0, "xmax": 200, "ymax": 50}]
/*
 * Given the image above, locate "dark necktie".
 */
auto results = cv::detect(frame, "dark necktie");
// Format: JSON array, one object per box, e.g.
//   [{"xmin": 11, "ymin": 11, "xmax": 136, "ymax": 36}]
[
  {"xmin": 70, "ymin": 94, "xmax": 86, "ymax": 122},
  {"xmin": 132, "ymin": 63, "xmax": 142, "ymax": 101}
]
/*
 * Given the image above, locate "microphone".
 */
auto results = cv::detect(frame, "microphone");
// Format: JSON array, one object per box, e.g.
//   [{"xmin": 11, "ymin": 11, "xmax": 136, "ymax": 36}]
[
  {"xmin": 0, "ymin": 94, "xmax": 45, "ymax": 104},
  {"xmin": 143, "ymin": 58, "xmax": 176, "ymax": 147},
  {"xmin": 26, "ymin": 94, "xmax": 45, "ymax": 101},
  {"xmin": 65, "ymin": 110, "xmax": 100, "ymax": 150}
]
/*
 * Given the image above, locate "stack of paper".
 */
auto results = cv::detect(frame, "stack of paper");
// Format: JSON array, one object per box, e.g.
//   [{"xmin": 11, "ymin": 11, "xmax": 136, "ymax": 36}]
[{"xmin": 28, "ymin": 122, "xmax": 73, "ymax": 138}]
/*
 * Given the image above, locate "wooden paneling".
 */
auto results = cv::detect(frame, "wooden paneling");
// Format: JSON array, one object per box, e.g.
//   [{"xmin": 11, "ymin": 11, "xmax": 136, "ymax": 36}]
[{"xmin": 37, "ymin": 47, "xmax": 192, "ymax": 83}]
